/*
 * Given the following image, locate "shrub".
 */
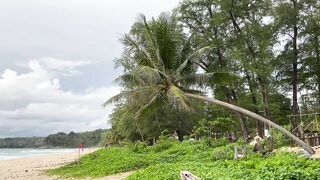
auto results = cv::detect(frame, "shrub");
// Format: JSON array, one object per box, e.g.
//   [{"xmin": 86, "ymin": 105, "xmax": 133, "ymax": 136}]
[
  {"xmin": 270, "ymin": 128, "xmax": 291, "ymax": 147},
  {"xmin": 211, "ymin": 144, "xmax": 234, "ymax": 161},
  {"xmin": 150, "ymin": 139, "xmax": 175, "ymax": 152},
  {"xmin": 128, "ymin": 141, "xmax": 147, "ymax": 153}
]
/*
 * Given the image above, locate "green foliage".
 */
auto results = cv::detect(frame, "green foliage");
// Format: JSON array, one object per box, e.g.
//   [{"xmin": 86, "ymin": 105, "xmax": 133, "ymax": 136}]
[
  {"xmin": 199, "ymin": 137, "xmax": 229, "ymax": 148},
  {"xmin": 49, "ymin": 140, "xmax": 320, "ymax": 179},
  {"xmin": 210, "ymin": 144, "xmax": 234, "ymax": 161},
  {"xmin": 128, "ymin": 153, "xmax": 320, "ymax": 180},
  {"xmin": 270, "ymin": 127, "xmax": 291, "ymax": 147},
  {"xmin": 150, "ymin": 138, "xmax": 175, "ymax": 152},
  {"xmin": 128, "ymin": 141, "xmax": 147, "ymax": 153},
  {"xmin": 192, "ymin": 117, "xmax": 235, "ymax": 139},
  {"xmin": 48, "ymin": 147, "xmax": 151, "ymax": 178}
]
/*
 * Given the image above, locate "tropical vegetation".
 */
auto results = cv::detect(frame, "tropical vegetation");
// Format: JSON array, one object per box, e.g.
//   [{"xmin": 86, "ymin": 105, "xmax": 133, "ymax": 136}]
[{"xmin": 51, "ymin": 0, "xmax": 320, "ymax": 179}]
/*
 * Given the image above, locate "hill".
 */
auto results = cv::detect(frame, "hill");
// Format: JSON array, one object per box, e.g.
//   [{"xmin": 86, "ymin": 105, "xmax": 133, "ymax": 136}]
[{"xmin": 0, "ymin": 129, "xmax": 108, "ymax": 148}]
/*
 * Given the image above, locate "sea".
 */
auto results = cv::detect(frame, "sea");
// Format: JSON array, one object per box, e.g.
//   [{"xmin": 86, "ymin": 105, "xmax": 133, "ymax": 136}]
[{"xmin": 0, "ymin": 148, "xmax": 77, "ymax": 160}]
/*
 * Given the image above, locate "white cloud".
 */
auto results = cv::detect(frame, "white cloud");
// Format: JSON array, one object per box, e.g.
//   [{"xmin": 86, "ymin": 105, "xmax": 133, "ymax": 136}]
[
  {"xmin": 18, "ymin": 57, "xmax": 94, "ymax": 76},
  {"xmin": 0, "ymin": 60, "xmax": 120, "ymax": 137}
]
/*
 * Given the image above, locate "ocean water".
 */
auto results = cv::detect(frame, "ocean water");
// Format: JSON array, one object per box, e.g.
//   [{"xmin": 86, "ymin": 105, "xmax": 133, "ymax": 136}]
[{"xmin": 0, "ymin": 148, "xmax": 77, "ymax": 160}]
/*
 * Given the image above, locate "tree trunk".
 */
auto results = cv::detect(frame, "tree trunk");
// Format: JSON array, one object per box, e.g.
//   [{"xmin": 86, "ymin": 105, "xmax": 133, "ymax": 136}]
[
  {"xmin": 238, "ymin": 114, "xmax": 249, "ymax": 142},
  {"xmin": 134, "ymin": 118, "xmax": 144, "ymax": 142},
  {"xmin": 176, "ymin": 130, "xmax": 184, "ymax": 142},
  {"xmin": 292, "ymin": 0, "xmax": 300, "ymax": 130},
  {"xmin": 186, "ymin": 93, "xmax": 315, "ymax": 154},
  {"xmin": 230, "ymin": 89, "xmax": 249, "ymax": 142},
  {"xmin": 257, "ymin": 77, "xmax": 272, "ymax": 121},
  {"xmin": 245, "ymin": 71, "xmax": 264, "ymax": 137},
  {"xmin": 220, "ymin": 86, "xmax": 249, "ymax": 142},
  {"xmin": 314, "ymin": 35, "xmax": 320, "ymax": 103}
]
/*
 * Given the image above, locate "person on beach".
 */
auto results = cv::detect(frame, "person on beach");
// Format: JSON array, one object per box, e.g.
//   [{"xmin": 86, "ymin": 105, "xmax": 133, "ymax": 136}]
[{"xmin": 79, "ymin": 143, "xmax": 84, "ymax": 151}]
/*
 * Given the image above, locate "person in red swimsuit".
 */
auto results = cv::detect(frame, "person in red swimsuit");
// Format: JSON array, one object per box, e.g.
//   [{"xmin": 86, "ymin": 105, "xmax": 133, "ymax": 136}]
[{"xmin": 79, "ymin": 143, "xmax": 84, "ymax": 151}]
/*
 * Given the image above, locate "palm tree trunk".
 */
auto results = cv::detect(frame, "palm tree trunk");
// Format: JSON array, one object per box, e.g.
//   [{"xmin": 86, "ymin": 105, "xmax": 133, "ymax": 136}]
[{"xmin": 186, "ymin": 93, "xmax": 315, "ymax": 154}]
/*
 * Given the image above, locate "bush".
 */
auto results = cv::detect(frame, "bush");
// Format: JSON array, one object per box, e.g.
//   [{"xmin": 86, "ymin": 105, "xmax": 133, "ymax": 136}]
[
  {"xmin": 151, "ymin": 141, "xmax": 174, "ymax": 152},
  {"xmin": 128, "ymin": 141, "xmax": 147, "ymax": 153},
  {"xmin": 270, "ymin": 128, "xmax": 291, "ymax": 147},
  {"xmin": 211, "ymin": 144, "xmax": 234, "ymax": 161},
  {"xmin": 200, "ymin": 137, "xmax": 229, "ymax": 148}
]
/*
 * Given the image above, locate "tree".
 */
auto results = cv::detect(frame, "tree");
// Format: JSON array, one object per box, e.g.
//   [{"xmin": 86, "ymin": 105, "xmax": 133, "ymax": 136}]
[
  {"xmin": 106, "ymin": 13, "xmax": 314, "ymax": 154},
  {"xmin": 300, "ymin": 0, "xmax": 320, "ymax": 109},
  {"xmin": 273, "ymin": 0, "xmax": 305, "ymax": 128},
  {"xmin": 179, "ymin": 0, "xmax": 252, "ymax": 140},
  {"xmin": 178, "ymin": 0, "xmax": 280, "ymax": 139}
]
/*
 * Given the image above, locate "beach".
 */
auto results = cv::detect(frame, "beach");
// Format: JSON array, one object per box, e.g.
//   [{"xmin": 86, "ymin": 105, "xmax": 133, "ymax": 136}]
[{"xmin": 0, "ymin": 148, "xmax": 97, "ymax": 180}]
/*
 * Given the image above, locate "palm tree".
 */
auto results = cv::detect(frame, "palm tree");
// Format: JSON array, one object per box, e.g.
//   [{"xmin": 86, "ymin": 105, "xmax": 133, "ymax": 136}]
[{"xmin": 105, "ymin": 13, "xmax": 315, "ymax": 154}]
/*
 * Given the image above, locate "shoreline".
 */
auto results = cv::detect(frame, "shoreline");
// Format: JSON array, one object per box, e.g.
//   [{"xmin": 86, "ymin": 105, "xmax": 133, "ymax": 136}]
[
  {"xmin": 0, "ymin": 148, "xmax": 98, "ymax": 180},
  {"xmin": 0, "ymin": 148, "xmax": 78, "ymax": 161}
]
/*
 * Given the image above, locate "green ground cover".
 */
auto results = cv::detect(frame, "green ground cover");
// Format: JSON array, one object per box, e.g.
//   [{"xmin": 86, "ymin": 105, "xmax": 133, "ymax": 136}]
[{"xmin": 48, "ymin": 139, "xmax": 320, "ymax": 179}]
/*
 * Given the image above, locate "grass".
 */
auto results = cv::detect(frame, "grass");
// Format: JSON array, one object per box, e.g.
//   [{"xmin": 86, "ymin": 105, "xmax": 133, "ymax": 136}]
[{"xmin": 48, "ymin": 139, "xmax": 320, "ymax": 179}]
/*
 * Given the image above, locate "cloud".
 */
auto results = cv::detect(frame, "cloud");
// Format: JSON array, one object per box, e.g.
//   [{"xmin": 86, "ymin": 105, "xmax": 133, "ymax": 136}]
[
  {"xmin": 0, "ymin": 60, "xmax": 120, "ymax": 137},
  {"xmin": 18, "ymin": 57, "xmax": 94, "ymax": 76}
]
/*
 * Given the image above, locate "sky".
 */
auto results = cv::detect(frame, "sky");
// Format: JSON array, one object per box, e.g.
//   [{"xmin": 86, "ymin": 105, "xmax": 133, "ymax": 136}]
[{"xmin": 0, "ymin": 0, "xmax": 181, "ymax": 137}]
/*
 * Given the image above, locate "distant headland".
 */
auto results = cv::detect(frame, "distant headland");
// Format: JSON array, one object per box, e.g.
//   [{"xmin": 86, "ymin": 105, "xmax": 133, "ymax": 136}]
[{"xmin": 0, "ymin": 129, "xmax": 109, "ymax": 148}]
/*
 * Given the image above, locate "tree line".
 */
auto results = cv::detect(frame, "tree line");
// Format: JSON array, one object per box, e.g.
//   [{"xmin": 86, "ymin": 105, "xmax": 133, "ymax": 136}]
[{"xmin": 0, "ymin": 129, "xmax": 107, "ymax": 148}]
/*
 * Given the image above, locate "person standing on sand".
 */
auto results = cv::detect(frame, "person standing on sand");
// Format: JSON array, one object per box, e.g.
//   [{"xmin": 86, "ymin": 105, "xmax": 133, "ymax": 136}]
[{"xmin": 79, "ymin": 143, "xmax": 84, "ymax": 151}]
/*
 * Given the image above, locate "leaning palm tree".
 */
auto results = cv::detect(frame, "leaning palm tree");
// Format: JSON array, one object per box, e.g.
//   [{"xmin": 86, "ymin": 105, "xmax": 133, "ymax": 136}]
[{"xmin": 105, "ymin": 13, "xmax": 314, "ymax": 154}]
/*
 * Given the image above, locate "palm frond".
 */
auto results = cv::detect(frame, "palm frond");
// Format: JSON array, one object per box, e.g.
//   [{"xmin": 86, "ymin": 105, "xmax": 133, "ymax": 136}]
[
  {"xmin": 139, "ymin": 14, "xmax": 165, "ymax": 71},
  {"xmin": 154, "ymin": 13, "xmax": 181, "ymax": 71},
  {"xmin": 114, "ymin": 66, "xmax": 166, "ymax": 86},
  {"xmin": 134, "ymin": 93, "xmax": 160, "ymax": 119},
  {"xmin": 178, "ymin": 33, "xmax": 193, "ymax": 65},
  {"xmin": 176, "ymin": 46, "xmax": 212, "ymax": 77},
  {"xmin": 180, "ymin": 88, "xmax": 206, "ymax": 96},
  {"xmin": 176, "ymin": 72, "xmax": 237, "ymax": 87},
  {"xmin": 113, "ymin": 73, "xmax": 130, "ymax": 83},
  {"xmin": 102, "ymin": 92, "xmax": 128, "ymax": 107},
  {"xmin": 133, "ymin": 65, "xmax": 165, "ymax": 83},
  {"xmin": 103, "ymin": 86, "xmax": 161, "ymax": 107},
  {"xmin": 121, "ymin": 34, "xmax": 157, "ymax": 69}
]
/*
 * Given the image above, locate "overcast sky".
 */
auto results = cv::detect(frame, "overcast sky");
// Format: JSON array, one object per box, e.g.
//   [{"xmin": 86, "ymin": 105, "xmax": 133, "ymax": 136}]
[{"xmin": 0, "ymin": 0, "xmax": 180, "ymax": 137}]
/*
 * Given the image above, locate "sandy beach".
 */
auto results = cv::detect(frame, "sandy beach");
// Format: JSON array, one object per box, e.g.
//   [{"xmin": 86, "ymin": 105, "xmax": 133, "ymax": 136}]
[{"xmin": 0, "ymin": 148, "xmax": 97, "ymax": 180}]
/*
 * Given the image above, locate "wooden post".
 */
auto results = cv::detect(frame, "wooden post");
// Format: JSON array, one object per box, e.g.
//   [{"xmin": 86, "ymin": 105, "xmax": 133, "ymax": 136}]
[
  {"xmin": 234, "ymin": 146, "xmax": 246, "ymax": 159},
  {"xmin": 77, "ymin": 148, "xmax": 80, "ymax": 164},
  {"xmin": 234, "ymin": 146, "xmax": 238, "ymax": 160}
]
